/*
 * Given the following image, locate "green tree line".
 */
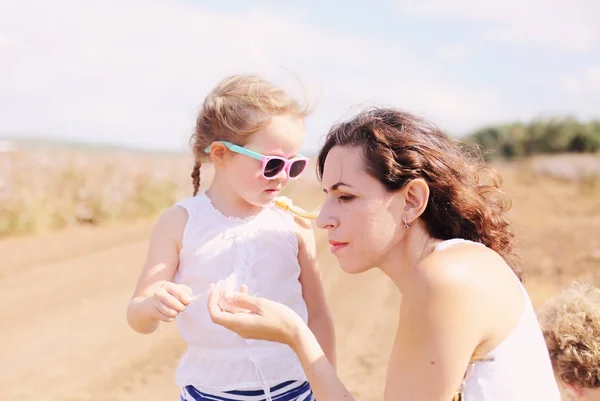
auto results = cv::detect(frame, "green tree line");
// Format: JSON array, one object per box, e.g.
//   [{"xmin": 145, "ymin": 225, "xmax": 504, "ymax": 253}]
[{"xmin": 465, "ymin": 117, "xmax": 600, "ymax": 160}]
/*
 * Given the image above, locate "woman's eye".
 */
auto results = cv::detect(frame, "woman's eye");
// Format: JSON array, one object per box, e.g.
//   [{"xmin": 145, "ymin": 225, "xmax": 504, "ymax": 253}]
[{"xmin": 338, "ymin": 195, "xmax": 355, "ymax": 202}]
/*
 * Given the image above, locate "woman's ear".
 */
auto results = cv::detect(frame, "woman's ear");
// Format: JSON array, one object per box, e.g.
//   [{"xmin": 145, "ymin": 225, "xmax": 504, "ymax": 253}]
[{"xmin": 401, "ymin": 178, "xmax": 429, "ymax": 223}]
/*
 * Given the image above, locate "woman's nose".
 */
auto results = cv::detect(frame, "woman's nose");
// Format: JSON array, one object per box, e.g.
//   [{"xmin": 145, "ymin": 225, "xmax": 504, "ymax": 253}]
[{"xmin": 316, "ymin": 202, "xmax": 337, "ymax": 230}]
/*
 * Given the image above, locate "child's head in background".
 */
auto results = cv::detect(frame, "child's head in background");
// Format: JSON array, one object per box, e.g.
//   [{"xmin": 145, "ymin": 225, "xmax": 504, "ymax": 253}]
[
  {"xmin": 190, "ymin": 75, "xmax": 311, "ymax": 210},
  {"xmin": 538, "ymin": 282, "xmax": 600, "ymax": 401}
]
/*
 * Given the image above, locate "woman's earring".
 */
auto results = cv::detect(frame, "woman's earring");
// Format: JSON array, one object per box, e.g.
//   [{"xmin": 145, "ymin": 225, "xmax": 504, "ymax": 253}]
[{"xmin": 404, "ymin": 219, "xmax": 411, "ymax": 229}]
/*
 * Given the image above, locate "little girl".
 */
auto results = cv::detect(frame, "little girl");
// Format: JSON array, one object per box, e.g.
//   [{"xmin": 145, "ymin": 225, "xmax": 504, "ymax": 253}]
[{"xmin": 126, "ymin": 75, "xmax": 335, "ymax": 401}]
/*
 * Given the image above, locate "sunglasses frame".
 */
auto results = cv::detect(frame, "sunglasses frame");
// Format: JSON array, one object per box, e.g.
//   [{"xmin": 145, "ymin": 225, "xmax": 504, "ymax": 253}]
[{"xmin": 205, "ymin": 141, "xmax": 309, "ymax": 180}]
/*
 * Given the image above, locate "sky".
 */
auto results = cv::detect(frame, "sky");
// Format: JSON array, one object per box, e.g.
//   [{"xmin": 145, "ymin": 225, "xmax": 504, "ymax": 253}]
[{"xmin": 1, "ymin": 0, "xmax": 599, "ymax": 153}]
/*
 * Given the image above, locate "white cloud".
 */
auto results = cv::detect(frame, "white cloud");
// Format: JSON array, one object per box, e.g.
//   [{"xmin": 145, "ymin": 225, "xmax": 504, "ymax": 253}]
[{"xmin": 400, "ymin": 0, "xmax": 600, "ymax": 52}]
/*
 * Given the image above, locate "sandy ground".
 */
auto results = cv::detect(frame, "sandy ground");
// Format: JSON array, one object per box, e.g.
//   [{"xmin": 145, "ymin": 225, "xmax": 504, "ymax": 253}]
[{"xmin": 1, "ymin": 165, "xmax": 599, "ymax": 401}]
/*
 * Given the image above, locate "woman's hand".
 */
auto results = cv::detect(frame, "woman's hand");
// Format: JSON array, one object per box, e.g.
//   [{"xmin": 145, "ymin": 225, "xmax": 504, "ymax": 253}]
[
  {"xmin": 209, "ymin": 283, "xmax": 354, "ymax": 401},
  {"xmin": 207, "ymin": 283, "xmax": 306, "ymax": 346}
]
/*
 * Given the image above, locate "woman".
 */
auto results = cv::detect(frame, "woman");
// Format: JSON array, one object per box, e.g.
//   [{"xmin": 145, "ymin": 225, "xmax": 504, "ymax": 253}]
[{"xmin": 207, "ymin": 108, "xmax": 562, "ymax": 401}]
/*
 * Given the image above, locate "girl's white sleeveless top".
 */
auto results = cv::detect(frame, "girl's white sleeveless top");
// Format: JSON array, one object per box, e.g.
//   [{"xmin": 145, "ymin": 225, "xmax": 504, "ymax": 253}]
[
  {"xmin": 172, "ymin": 191, "xmax": 308, "ymax": 392},
  {"xmin": 435, "ymin": 239, "xmax": 561, "ymax": 401}
]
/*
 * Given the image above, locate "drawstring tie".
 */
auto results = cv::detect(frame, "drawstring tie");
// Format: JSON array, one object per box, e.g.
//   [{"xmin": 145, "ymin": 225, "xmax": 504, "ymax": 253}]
[{"xmin": 249, "ymin": 354, "xmax": 272, "ymax": 401}]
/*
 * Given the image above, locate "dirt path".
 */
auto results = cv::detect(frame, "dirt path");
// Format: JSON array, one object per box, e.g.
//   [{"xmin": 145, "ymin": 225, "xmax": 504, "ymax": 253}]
[
  {"xmin": 0, "ymin": 220, "xmax": 182, "ymax": 400},
  {"xmin": 0, "ymin": 216, "xmax": 398, "ymax": 401}
]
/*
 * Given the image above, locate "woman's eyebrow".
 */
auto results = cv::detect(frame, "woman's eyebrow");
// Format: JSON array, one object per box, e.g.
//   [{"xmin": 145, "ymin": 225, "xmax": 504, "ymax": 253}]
[{"xmin": 323, "ymin": 181, "xmax": 353, "ymax": 193}]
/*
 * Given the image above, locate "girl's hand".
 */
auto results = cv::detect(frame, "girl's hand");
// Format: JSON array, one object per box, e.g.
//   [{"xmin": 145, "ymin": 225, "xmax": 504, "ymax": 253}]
[
  {"xmin": 149, "ymin": 281, "xmax": 193, "ymax": 322},
  {"xmin": 207, "ymin": 284, "xmax": 306, "ymax": 346}
]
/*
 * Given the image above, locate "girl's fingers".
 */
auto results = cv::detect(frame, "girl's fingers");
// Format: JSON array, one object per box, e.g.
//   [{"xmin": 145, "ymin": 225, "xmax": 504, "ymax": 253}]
[
  {"xmin": 165, "ymin": 283, "xmax": 193, "ymax": 305},
  {"xmin": 207, "ymin": 285, "xmax": 238, "ymax": 326},
  {"xmin": 240, "ymin": 283, "xmax": 249, "ymax": 294},
  {"xmin": 155, "ymin": 301, "xmax": 177, "ymax": 321},
  {"xmin": 161, "ymin": 294, "xmax": 187, "ymax": 312}
]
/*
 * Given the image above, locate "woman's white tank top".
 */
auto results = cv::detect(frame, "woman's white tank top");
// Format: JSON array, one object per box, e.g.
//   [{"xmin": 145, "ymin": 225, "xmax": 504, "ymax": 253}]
[{"xmin": 172, "ymin": 191, "xmax": 308, "ymax": 393}]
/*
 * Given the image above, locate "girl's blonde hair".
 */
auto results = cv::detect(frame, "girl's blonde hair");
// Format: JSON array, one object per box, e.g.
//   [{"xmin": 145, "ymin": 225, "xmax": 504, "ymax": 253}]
[
  {"xmin": 190, "ymin": 75, "xmax": 310, "ymax": 195},
  {"xmin": 538, "ymin": 281, "xmax": 600, "ymax": 389}
]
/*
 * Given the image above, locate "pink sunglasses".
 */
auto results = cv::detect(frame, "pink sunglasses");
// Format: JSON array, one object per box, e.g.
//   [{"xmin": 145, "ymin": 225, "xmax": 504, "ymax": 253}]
[{"xmin": 205, "ymin": 141, "xmax": 309, "ymax": 180}]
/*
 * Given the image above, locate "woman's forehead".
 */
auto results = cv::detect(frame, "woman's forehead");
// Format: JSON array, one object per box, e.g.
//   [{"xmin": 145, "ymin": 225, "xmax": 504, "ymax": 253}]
[{"xmin": 322, "ymin": 146, "xmax": 364, "ymax": 183}]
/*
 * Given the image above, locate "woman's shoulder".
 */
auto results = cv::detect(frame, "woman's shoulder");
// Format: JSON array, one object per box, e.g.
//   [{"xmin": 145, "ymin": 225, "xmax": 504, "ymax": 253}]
[
  {"xmin": 412, "ymin": 238, "xmax": 525, "ymax": 355},
  {"xmin": 407, "ymin": 239, "xmax": 515, "ymax": 316},
  {"xmin": 417, "ymin": 240, "xmax": 495, "ymax": 282},
  {"xmin": 422, "ymin": 239, "xmax": 507, "ymax": 280}
]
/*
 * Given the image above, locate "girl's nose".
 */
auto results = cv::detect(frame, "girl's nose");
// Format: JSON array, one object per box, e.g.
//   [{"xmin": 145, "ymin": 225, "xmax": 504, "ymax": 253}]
[{"xmin": 272, "ymin": 166, "xmax": 288, "ymax": 181}]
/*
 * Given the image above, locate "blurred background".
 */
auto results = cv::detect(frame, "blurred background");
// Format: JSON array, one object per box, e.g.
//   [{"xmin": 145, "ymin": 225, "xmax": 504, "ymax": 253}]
[{"xmin": 1, "ymin": 1, "xmax": 599, "ymax": 400}]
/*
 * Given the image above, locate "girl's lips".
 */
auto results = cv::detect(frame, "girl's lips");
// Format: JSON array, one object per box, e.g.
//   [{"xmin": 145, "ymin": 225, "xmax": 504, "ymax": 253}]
[{"xmin": 329, "ymin": 241, "xmax": 349, "ymax": 254}]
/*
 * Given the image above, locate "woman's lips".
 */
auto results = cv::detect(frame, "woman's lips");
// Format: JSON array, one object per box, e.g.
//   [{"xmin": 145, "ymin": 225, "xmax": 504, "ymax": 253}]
[{"xmin": 329, "ymin": 240, "xmax": 349, "ymax": 254}]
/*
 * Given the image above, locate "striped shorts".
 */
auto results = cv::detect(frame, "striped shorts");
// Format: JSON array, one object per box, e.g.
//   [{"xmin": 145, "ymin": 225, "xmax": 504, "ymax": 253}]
[{"xmin": 180, "ymin": 380, "xmax": 314, "ymax": 401}]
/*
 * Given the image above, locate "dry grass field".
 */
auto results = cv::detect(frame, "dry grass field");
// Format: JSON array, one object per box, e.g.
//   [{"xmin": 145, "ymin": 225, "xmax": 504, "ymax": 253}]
[{"xmin": 0, "ymin": 146, "xmax": 598, "ymax": 401}]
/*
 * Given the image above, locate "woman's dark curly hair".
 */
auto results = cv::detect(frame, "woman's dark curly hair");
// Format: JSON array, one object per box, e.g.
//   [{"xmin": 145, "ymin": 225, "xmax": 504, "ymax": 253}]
[{"xmin": 317, "ymin": 108, "xmax": 522, "ymax": 280}]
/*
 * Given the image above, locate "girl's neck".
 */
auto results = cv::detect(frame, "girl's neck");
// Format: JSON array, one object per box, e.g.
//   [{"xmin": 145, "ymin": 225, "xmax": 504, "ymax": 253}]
[{"xmin": 205, "ymin": 176, "xmax": 264, "ymax": 219}]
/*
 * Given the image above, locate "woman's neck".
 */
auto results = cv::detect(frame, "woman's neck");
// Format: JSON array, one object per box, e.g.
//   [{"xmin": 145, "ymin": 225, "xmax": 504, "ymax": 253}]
[
  {"xmin": 205, "ymin": 176, "xmax": 264, "ymax": 219},
  {"xmin": 378, "ymin": 221, "xmax": 441, "ymax": 293}
]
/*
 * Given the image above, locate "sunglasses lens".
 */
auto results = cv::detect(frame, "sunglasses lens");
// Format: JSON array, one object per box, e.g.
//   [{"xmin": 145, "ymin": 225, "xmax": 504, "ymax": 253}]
[
  {"xmin": 289, "ymin": 160, "xmax": 307, "ymax": 178},
  {"xmin": 264, "ymin": 158, "xmax": 285, "ymax": 178}
]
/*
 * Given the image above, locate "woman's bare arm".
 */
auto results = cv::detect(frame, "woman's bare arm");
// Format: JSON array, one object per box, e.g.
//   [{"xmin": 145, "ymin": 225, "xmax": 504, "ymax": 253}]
[{"xmin": 384, "ymin": 257, "xmax": 486, "ymax": 401}]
